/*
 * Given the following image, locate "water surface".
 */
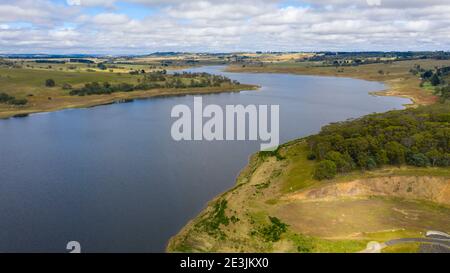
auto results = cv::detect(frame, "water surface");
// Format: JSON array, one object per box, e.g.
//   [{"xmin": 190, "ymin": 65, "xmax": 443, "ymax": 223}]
[{"xmin": 0, "ymin": 66, "xmax": 410, "ymax": 252}]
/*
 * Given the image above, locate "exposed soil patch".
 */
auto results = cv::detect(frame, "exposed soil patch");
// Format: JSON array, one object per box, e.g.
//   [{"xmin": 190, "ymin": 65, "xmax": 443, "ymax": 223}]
[
  {"xmin": 287, "ymin": 176, "xmax": 450, "ymax": 205},
  {"xmin": 275, "ymin": 198, "xmax": 450, "ymax": 238}
]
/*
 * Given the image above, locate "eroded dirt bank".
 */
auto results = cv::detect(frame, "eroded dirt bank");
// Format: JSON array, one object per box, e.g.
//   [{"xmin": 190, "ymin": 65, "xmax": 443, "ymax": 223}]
[{"xmin": 287, "ymin": 176, "xmax": 450, "ymax": 205}]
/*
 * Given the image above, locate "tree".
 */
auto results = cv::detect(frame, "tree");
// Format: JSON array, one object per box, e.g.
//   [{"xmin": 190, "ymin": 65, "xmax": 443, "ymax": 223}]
[
  {"xmin": 407, "ymin": 153, "xmax": 430, "ymax": 167},
  {"xmin": 9, "ymin": 98, "xmax": 28, "ymax": 105},
  {"xmin": 315, "ymin": 142, "xmax": 332, "ymax": 160},
  {"xmin": 0, "ymin": 92, "xmax": 14, "ymax": 103},
  {"xmin": 97, "ymin": 63, "xmax": 107, "ymax": 70},
  {"xmin": 356, "ymin": 153, "xmax": 370, "ymax": 169},
  {"xmin": 45, "ymin": 79, "xmax": 55, "ymax": 87},
  {"xmin": 426, "ymin": 149, "xmax": 442, "ymax": 166},
  {"xmin": 325, "ymin": 151, "xmax": 354, "ymax": 173},
  {"xmin": 435, "ymin": 85, "xmax": 450, "ymax": 100},
  {"xmin": 430, "ymin": 73, "xmax": 441, "ymax": 86},
  {"xmin": 314, "ymin": 160, "xmax": 337, "ymax": 180},
  {"xmin": 375, "ymin": 149, "xmax": 389, "ymax": 165},
  {"xmin": 421, "ymin": 70, "xmax": 433, "ymax": 79},
  {"xmin": 0, "ymin": 92, "xmax": 27, "ymax": 105},
  {"xmin": 441, "ymin": 154, "xmax": 450, "ymax": 167},
  {"xmin": 385, "ymin": 141, "xmax": 406, "ymax": 165}
]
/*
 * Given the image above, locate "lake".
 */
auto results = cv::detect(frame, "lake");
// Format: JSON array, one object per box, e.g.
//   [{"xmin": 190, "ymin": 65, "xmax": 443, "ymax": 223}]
[{"xmin": 0, "ymin": 66, "xmax": 410, "ymax": 252}]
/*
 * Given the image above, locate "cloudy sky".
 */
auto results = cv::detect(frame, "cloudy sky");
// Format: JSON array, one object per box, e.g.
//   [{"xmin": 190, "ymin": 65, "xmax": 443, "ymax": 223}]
[{"xmin": 0, "ymin": 0, "xmax": 449, "ymax": 54}]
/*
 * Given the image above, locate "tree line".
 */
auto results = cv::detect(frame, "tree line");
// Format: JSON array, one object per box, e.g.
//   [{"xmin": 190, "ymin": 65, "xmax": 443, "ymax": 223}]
[
  {"xmin": 0, "ymin": 92, "xmax": 28, "ymax": 105},
  {"xmin": 307, "ymin": 103, "xmax": 450, "ymax": 180},
  {"xmin": 68, "ymin": 72, "xmax": 240, "ymax": 96},
  {"xmin": 410, "ymin": 64, "xmax": 450, "ymax": 101}
]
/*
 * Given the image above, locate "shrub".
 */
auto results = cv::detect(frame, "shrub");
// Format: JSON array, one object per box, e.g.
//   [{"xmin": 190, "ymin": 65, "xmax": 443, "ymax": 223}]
[
  {"xmin": 196, "ymin": 199, "xmax": 230, "ymax": 239},
  {"xmin": 0, "ymin": 92, "xmax": 14, "ymax": 103},
  {"xmin": 9, "ymin": 98, "xmax": 28, "ymax": 105},
  {"xmin": 366, "ymin": 157, "xmax": 377, "ymax": 170},
  {"xmin": 45, "ymin": 79, "xmax": 55, "ymax": 87},
  {"xmin": 435, "ymin": 85, "xmax": 450, "ymax": 101},
  {"xmin": 375, "ymin": 149, "xmax": 389, "ymax": 165},
  {"xmin": 97, "ymin": 63, "xmax": 107, "ymax": 70},
  {"xmin": 430, "ymin": 73, "xmax": 441, "ymax": 86},
  {"xmin": 307, "ymin": 152, "xmax": 316, "ymax": 160},
  {"xmin": 0, "ymin": 92, "xmax": 27, "ymax": 105},
  {"xmin": 294, "ymin": 234, "xmax": 314, "ymax": 253},
  {"xmin": 325, "ymin": 151, "xmax": 354, "ymax": 173},
  {"xmin": 259, "ymin": 216, "xmax": 288, "ymax": 242},
  {"xmin": 314, "ymin": 160, "xmax": 337, "ymax": 180}
]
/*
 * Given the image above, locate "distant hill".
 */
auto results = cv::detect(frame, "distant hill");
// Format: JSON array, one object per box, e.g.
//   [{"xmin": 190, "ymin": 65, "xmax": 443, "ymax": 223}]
[{"xmin": 0, "ymin": 54, "xmax": 101, "ymax": 59}]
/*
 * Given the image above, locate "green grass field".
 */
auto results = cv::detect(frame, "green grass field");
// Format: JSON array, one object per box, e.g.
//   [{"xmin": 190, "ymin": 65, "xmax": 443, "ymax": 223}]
[
  {"xmin": 0, "ymin": 61, "xmax": 257, "ymax": 118},
  {"xmin": 0, "ymin": 66, "xmax": 140, "ymax": 97}
]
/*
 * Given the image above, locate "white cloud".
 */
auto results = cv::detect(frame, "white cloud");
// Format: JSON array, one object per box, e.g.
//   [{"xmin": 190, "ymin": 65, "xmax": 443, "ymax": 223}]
[
  {"xmin": 0, "ymin": 0, "xmax": 78, "ymax": 25},
  {"xmin": 92, "ymin": 13, "xmax": 131, "ymax": 25},
  {"xmin": 67, "ymin": 0, "xmax": 81, "ymax": 6},
  {"xmin": 366, "ymin": 0, "xmax": 381, "ymax": 6},
  {"xmin": 1, "ymin": 0, "xmax": 450, "ymax": 53},
  {"xmin": 66, "ymin": 0, "xmax": 116, "ymax": 7}
]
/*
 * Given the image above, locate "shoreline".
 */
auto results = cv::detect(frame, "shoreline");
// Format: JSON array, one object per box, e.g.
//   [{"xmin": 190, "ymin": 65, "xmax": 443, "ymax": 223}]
[
  {"xmin": 166, "ymin": 63, "xmax": 447, "ymax": 252},
  {"xmin": 226, "ymin": 67, "xmax": 417, "ymax": 107},
  {"xmin": 166, "ymin": 67, "xmax": 417, "ymax": 252},
  {"xmin": 166, "ymin": 112, "xmax": 450, "ymax": 253},
  {"xmin": 2, "ymin": 60, "xmax": 434, "ymax": 120},
  {"xmin": 225, "ymin": 60, "xmax": 444, "ymax": 107},
  {"xmin": 165, "ymin": 151, "xmax": 265, "ymax": 252},
  {"xmin": 0, "ymin": 84, "xmax": 259, "ymax": 120}
]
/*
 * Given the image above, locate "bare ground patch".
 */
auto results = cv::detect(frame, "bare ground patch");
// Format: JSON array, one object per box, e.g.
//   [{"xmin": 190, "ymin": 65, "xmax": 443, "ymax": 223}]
[
  {"xmin": 275, "ymin": 197, "xmax": 450, "ymax": 239},
  {"xmin": 286, "ymin": 176, "xmax": 450, "ymax": 205}
]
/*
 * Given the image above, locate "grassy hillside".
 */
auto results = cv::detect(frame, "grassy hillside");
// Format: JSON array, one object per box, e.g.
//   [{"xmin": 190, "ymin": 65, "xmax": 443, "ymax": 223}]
[
  {"xmin": 167, "ymin": 103, "xmax": 450, "ymax": 253},
  {"xmin": 0, "ymin": 63, "xmax": 257, "ymax": 119}
]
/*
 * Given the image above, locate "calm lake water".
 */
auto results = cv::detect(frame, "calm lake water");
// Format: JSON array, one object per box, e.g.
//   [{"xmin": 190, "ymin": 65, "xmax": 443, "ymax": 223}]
[{"xmin": 0, "ymin": 66, "xmax": 410, "ymax": 252}]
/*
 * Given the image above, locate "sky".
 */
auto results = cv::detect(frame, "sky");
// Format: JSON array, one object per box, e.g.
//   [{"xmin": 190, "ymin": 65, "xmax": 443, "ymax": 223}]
[{"xmin": 0, "ymin": 0, "xmax": 449, "ymax": 54}]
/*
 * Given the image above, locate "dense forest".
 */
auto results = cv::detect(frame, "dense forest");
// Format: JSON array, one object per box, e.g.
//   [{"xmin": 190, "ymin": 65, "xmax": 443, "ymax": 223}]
[
  {"xmin": 307, "ymin": 103, "xmax": 450, "ymax": 180},
  {"xmin": 68, "ymin": 71, "xmax": 240, "ymax": 96}
]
